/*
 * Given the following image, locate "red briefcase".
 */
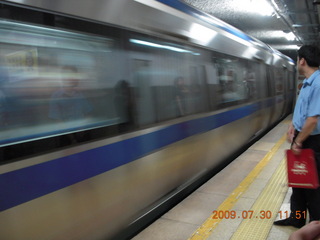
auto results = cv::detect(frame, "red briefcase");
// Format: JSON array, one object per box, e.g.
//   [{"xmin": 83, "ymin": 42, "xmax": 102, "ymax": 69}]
[{"xmin": 286, "ymin": 149, "xmax": 319, "ymax": 189}]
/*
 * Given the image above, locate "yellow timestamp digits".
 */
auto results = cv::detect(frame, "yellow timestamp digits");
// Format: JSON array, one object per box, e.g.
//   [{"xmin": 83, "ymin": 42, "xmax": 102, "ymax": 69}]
[{"xmin": 212, "ymin": 210, "xmax": 273, "ymax": 219}]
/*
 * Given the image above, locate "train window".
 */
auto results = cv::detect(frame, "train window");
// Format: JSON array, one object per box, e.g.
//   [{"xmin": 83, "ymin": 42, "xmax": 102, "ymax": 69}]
[
  {"xmin": 0, "ymin": 4, "xmax": 294, "ymax": 164},
  {"xmin": 0, "ymin": 20, "xmax": 125, "ymax": 146},
  {"xmin": 128, "ymin": 35, "xmax": 210, "ymax": 124},
  {"xmin": 211, "ymin": 55, "xmax": 255, "ymax": 108}
]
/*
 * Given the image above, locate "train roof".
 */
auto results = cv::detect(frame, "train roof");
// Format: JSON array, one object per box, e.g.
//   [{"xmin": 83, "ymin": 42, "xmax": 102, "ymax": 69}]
[
  {"xmin": 156, "ymin": 0, "xmax": 294, "ymax": 62},
  {"xmin": 2, "ymin": 0, "xmax": 295, "ymax": 66}
]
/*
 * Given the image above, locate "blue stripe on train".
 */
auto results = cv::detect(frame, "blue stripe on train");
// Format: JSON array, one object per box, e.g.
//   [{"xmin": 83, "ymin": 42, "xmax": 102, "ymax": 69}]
[{"xmin": 0, "ymin": 103, "xmax": 258, "ymax": 211}]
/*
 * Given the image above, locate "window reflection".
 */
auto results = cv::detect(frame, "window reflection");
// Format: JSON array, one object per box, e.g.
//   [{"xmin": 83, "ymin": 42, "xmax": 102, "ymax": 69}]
[
  {"xmin": 174, "ymin": 77, "xmax": 189, "ymax": 117},
  {"xmin": 274, "ymin": 68, "xmax": 284, "ymax": 95},
  {"xmin": 0, "ymin": 20, "xmax": 271, "ymax": 148},
  {"xmin": 0, "ymin": 20, "xmax": 121, "ymax": 146},
  {"xmin": 213, "ymin": 57, "xmax": 258, "ymax": 106},
  {"xmin": 49, "ymin": 66, "xmax": 92, "ymax": 123}
]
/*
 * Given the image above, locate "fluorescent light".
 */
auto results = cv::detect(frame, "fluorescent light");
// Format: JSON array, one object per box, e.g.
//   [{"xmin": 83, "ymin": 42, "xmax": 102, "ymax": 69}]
[
  {"xmin": 270, "ymin": 45, "xmax": 300, "ymax": 50},
  {"xmin": 129, "ymin": 39, "xmax": 200, "ymax": 55},
  {"xmin": 284, "ymin": 32, "xmax": 296, "ymax": 41},
  {"xmin": 235, "ymin": 0, "xmax": 274, "ymax": 16},
  {"xmin": 129, "ymin": 39, "xmax": 191, "ymax": 53},
  {"xmin": 251, "ymin": 30, "xmax": 297, "ymax": 41}
]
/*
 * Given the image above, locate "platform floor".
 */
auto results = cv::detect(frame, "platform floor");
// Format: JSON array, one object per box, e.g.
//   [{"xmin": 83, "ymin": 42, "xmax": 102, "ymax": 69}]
[{"xmin": 132, "ymin": 116, "xmax": 299, "ymax": 240}]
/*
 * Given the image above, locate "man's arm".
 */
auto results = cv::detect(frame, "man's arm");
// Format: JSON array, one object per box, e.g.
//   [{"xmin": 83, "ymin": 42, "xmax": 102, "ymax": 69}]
[
  {"xmin": 287, "ymin": 122, "xmax": 295, "ymax": 143},
  {"xmin": 292, "ymin": 116, "xmax": 318, "ymax": 154}
]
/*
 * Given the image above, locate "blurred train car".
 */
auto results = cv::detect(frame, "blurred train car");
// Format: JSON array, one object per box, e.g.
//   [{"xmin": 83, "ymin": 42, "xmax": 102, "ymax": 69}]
[{"xmin": 0, "ymin": 0, "xmax": 295, "ymax": 239}]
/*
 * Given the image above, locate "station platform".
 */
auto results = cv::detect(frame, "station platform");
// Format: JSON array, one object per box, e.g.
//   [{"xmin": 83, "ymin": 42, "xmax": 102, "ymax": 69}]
[{"xmin": 132, "ymin": 116, "xmax": 298, "ymax": 240}]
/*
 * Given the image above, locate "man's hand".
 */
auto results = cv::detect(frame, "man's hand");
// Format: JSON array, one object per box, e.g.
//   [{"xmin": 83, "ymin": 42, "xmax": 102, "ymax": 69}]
[
  {"xmin": 289, "ymin": 221, "xmax": 320, "ymax": 240},
  {"xmin": 287, "ymin": 123, "xmax": 295, "ymax": 143},
  {"xmin": 292, "ymin": 141, "xmax": 302, "ymax": 155}
]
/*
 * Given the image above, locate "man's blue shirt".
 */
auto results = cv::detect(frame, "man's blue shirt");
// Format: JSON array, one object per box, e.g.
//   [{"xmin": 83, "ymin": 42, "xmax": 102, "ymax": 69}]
[{"xmin": 293, "ymin": 69, "xmax": 320, "ymax": 134}]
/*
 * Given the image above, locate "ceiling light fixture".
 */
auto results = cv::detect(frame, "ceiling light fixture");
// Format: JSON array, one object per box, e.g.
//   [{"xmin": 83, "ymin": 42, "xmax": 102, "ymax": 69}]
[
  {"xmin": 243, "ymin": 0, "xmax": 275, "ymax": 16},
  {"xmin": 284, "ymin": 32, "xmax": 296, "ymax": 41},
  {"xmin": 271, "ymin": 45, "xmax": 300, "ymax": 50}
]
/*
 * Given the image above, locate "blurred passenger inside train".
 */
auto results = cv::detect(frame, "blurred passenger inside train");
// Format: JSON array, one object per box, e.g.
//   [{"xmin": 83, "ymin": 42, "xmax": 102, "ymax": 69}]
[
  {"xmin": 25, "ymin": 51, "xmax": 35, "ymax": 72},
  {"xmin": 221, "ymin": 70, "xmax": 240, "ymax": 102},
  {"xmin": 189, "ymin": 77, "xmax": 201, "ymax": 113},
  {"xmin": 174, "ymin": 76, "xmax": 189, "ymax": 116},
  {"xmin": 0, "ymin": 86, "xmax": 7, "ymax": 127},
  {"xmin": 245, "ymin": 69, "xmax": 256, "ymax": 99},
  {"xmin": 114, "ymin": 80, "xmax": 134, "ymax": 132},
  {"xmin": 49, "ymin": 65, "xmax": 92, "ymax": 144},
  {"xmin": 0, "ymin": 65, "xmax": 8, "ymax": 127},
  {"xmin": 49, "ymin": 65, "xmax": 92, "ymax": 123}
]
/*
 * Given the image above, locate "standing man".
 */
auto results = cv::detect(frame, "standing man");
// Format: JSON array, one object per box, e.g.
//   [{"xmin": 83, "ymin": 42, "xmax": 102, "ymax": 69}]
[{"xmin": 274, "ymin": 45, "xmax": 320, "ymax": 228}]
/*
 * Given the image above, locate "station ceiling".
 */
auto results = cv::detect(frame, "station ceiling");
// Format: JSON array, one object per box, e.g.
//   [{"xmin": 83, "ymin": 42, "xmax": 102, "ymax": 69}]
[{"xmin": 182, "ymin": 0, "xmax": 320, "ymax": 61}]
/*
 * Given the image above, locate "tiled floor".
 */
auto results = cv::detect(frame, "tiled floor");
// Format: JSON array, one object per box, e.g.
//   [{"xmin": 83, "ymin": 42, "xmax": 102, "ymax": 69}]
[{"xmin": 132, "ymin": 117, "xmax": 297, "ymax": 240}]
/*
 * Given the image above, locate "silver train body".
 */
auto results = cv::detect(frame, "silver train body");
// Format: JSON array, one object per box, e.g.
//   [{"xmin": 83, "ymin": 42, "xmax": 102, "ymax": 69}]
[{"xmin": 0, "ymin": 0, "xmax": 295, "ymax": 239}]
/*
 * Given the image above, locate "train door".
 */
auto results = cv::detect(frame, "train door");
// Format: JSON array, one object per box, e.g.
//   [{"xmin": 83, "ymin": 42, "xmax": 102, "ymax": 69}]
[
  {"xmin": 256, "ymin": 63, "xmax": 270, "ymax": 132},
  {"xmin": 198, "ymin": 65, "xmax": 210, "ymax": 112},
  {"xmin": 247, "ymin": 61, "xmax": 268, "ymax": 137},
  {"xmin": 281, "ymin": 68, "xmax": 289, "ymax": 118},
  {"xmin": 273, "ymin": 67, "xmax": 285, "ymax": 122},
  {"xmin": 132, "ymin": 59, "xmax": 156, "ymax": 127},
  {"xmin": 266, "ymin": 66, "xmax": 276, "ymax": 125},
  {"xmin": 287, "ymin": 70, "xmax": 295, "ymax": 113}
]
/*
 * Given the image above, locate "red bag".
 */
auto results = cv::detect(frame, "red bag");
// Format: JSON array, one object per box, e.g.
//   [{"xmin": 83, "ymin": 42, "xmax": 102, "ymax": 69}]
[{"xmin": 286, "ymin": 149, "xmax": 319, "ymax": 189}]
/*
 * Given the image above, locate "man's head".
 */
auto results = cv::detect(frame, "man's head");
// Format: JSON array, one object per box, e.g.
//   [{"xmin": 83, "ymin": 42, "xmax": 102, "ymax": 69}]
[
  {"xmin": 297, "ymin": 45, "xmax": 320, "ymax": 67},
  {"xmin": 297, "ymin": 45, "xmax": 320, "ymax": 76}
]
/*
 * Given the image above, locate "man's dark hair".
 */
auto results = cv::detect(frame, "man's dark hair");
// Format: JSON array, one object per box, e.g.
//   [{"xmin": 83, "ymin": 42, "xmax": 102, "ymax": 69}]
[{"xmin": 297, "ymin": 45, "xmax": 320, "ymax": 68}]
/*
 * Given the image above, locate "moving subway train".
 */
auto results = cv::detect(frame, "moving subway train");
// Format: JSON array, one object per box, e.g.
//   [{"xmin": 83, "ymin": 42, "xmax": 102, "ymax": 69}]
[{"xmin": 0, "ymin": 0, "xmax": 295, "ymax": 239}]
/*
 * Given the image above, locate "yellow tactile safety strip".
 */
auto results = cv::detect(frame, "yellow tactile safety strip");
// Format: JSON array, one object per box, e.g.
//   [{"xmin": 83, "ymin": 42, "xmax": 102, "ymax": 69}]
[
  {"xmin": 187, "ymin": 134, "xmax": 287, "ymax": 240},
  {"xmin": 230, "ymin": 158, "xmax": 287, "ymax": 239}
]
